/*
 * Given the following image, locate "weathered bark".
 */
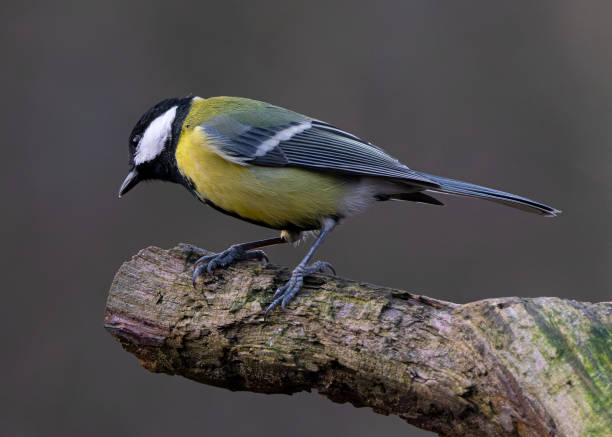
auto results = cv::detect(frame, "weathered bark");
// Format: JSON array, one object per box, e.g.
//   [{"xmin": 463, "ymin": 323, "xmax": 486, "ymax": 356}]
[{"xmin": 104, "ymin": 245, "xmax": 612, "ymax": 437}]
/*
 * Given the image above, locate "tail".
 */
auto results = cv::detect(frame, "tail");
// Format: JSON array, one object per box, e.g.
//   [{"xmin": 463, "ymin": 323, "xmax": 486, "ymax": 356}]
[{"xmin": 419, "ymin": 173, "xmax": 561, "ymax": 217}]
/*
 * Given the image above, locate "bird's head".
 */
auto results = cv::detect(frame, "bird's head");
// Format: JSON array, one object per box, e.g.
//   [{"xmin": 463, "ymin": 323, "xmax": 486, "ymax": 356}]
[{"xmin": 119, "ymin": 97, "xmax": 192, "ymax": 197}]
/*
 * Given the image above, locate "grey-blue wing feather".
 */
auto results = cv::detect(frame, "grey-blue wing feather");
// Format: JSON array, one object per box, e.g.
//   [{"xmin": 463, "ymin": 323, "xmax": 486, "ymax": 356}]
[
  {"xmin": 200, "ymin": 115, "xmax": 289, "ymax": 165},
  {"xmin": 275, "ymin": 121, "xmax": 429, "ymax": 181},
  {"xmin": 201, "ymin": 116, "xmax": 437, "ymax": 186}
]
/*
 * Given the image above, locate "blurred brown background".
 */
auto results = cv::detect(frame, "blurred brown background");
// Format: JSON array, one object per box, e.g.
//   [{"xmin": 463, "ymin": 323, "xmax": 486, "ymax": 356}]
[{"xmin": 2, "ymin": 1, "xmax": 611, "ymax": 436}]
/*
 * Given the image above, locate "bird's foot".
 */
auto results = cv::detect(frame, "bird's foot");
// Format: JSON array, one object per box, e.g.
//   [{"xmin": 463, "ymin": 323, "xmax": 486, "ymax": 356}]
[
  {"xmin": 192, "ymin": 244, "xmax": 269, "ymax": 287},
  {"xmin": 264, "ymin": 261, "xmax": 335, "ymax": 317}
]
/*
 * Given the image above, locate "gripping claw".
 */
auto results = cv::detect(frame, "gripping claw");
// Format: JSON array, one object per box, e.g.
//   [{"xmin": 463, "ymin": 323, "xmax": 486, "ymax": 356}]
[
  {"xmin": 191, "ymin": 245, "xmax": 268, "ymax": 287},
  {"xmin": 264, "ymin": 260, "xmax": 335, "ymax": 317}
]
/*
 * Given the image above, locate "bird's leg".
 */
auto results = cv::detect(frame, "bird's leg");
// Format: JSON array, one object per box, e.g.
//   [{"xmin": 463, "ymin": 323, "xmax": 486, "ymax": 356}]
[
  {"xmin": 192, "ymin": 236, "xmax": 286, "ymax": 287},
  {"xmin": 264, "ymin": 220, "xmax": 337, "ymax": 316}
]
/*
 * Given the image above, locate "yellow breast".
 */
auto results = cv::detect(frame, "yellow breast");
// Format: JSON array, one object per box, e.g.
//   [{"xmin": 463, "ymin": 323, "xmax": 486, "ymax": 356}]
[{"xmin": 175, "ymin": 127, "xmax": 348, "ymax": 230}]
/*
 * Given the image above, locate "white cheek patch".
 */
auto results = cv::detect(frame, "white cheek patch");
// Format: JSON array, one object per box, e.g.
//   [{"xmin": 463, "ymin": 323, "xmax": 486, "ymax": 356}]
[{"xmin": 134, "ymin": 106, "xmax": 178, "ymax": 165}]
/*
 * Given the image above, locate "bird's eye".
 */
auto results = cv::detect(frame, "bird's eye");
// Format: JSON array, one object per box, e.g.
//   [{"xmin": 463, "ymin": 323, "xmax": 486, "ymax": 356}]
[{"xmin": 132, "ymin": 134, "xmax": 141, "ymax": 145}]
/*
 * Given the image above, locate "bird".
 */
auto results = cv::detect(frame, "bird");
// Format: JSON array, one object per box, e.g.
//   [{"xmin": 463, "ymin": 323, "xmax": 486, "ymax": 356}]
[{"xmin": 119, "ymin": 96, "xmax": 560, "ymax": 315}]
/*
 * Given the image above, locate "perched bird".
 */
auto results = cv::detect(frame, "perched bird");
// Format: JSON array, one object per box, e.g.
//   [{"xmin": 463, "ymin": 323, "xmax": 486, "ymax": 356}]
[{"xmin": 119, "ymin": 96, "xmax": 560, "ymax": 315}]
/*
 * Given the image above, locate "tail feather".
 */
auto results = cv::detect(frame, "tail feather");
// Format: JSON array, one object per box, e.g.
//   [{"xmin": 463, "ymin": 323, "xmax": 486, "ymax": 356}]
[
  {"xmin": 389, "ymin": 192, "xmax": 444, "ymax": 206},
  {"xmin": 420, "ymin": 173, "xmax": 561, "ymax": 217}
]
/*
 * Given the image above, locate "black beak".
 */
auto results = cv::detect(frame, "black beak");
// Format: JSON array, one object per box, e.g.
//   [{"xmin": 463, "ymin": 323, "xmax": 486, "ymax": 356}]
[{"xmin": 118, "ymin": 169, "xmax": 140, "ymax": 198}]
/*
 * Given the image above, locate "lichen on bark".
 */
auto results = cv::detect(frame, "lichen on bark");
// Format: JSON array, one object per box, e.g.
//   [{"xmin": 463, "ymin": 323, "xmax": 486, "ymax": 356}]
[{"xmin": 105, "ymin": 244, "xmax": 612, "ymax": 437}]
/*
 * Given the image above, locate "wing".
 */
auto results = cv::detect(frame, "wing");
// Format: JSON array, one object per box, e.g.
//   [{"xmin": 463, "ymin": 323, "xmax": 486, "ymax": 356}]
[{"xmin": 198, "ymin": 102, "xmax": 438, "ymax": 187}]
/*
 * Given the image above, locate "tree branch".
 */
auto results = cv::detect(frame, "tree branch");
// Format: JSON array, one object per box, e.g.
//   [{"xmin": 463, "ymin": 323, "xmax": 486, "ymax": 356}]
[{"xmin": 104, "ymin": 245, "xmax": 612, "ymax": 437}]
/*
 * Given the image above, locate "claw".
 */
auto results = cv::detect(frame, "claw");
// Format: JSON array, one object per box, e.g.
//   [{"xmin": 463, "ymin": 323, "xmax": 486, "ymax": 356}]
[
  {"xmin": 206, "ymin": 257, "xmax": 224, "ymax": 274},
  {"xmin": 192, "ymin": 263, "xmax": 209, "ymax": 287},
  {"xmin": 264, "ymin": 294, "xmax": 285, "ymax": 319},
  {"xmin": 191, "ymin": 245, "xmax": 270, "ymax": 289},
  {"xmin": 308, "ymin": 261, "xmax": 336, "ymax": 276},
  {"xmin": 248, "ymin": 250, "xmax": 269, "ymax": 263},
  {"xmin": 264, "ymin": 260, "xmax": 334, "ymax": 317},
  {"xmin": 272, "ymin": 282, "xmax": 289, "ymax": 299},
  {"xmin": 194, "ymin": 254, "xmax": 217, "ymax": 266}
]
